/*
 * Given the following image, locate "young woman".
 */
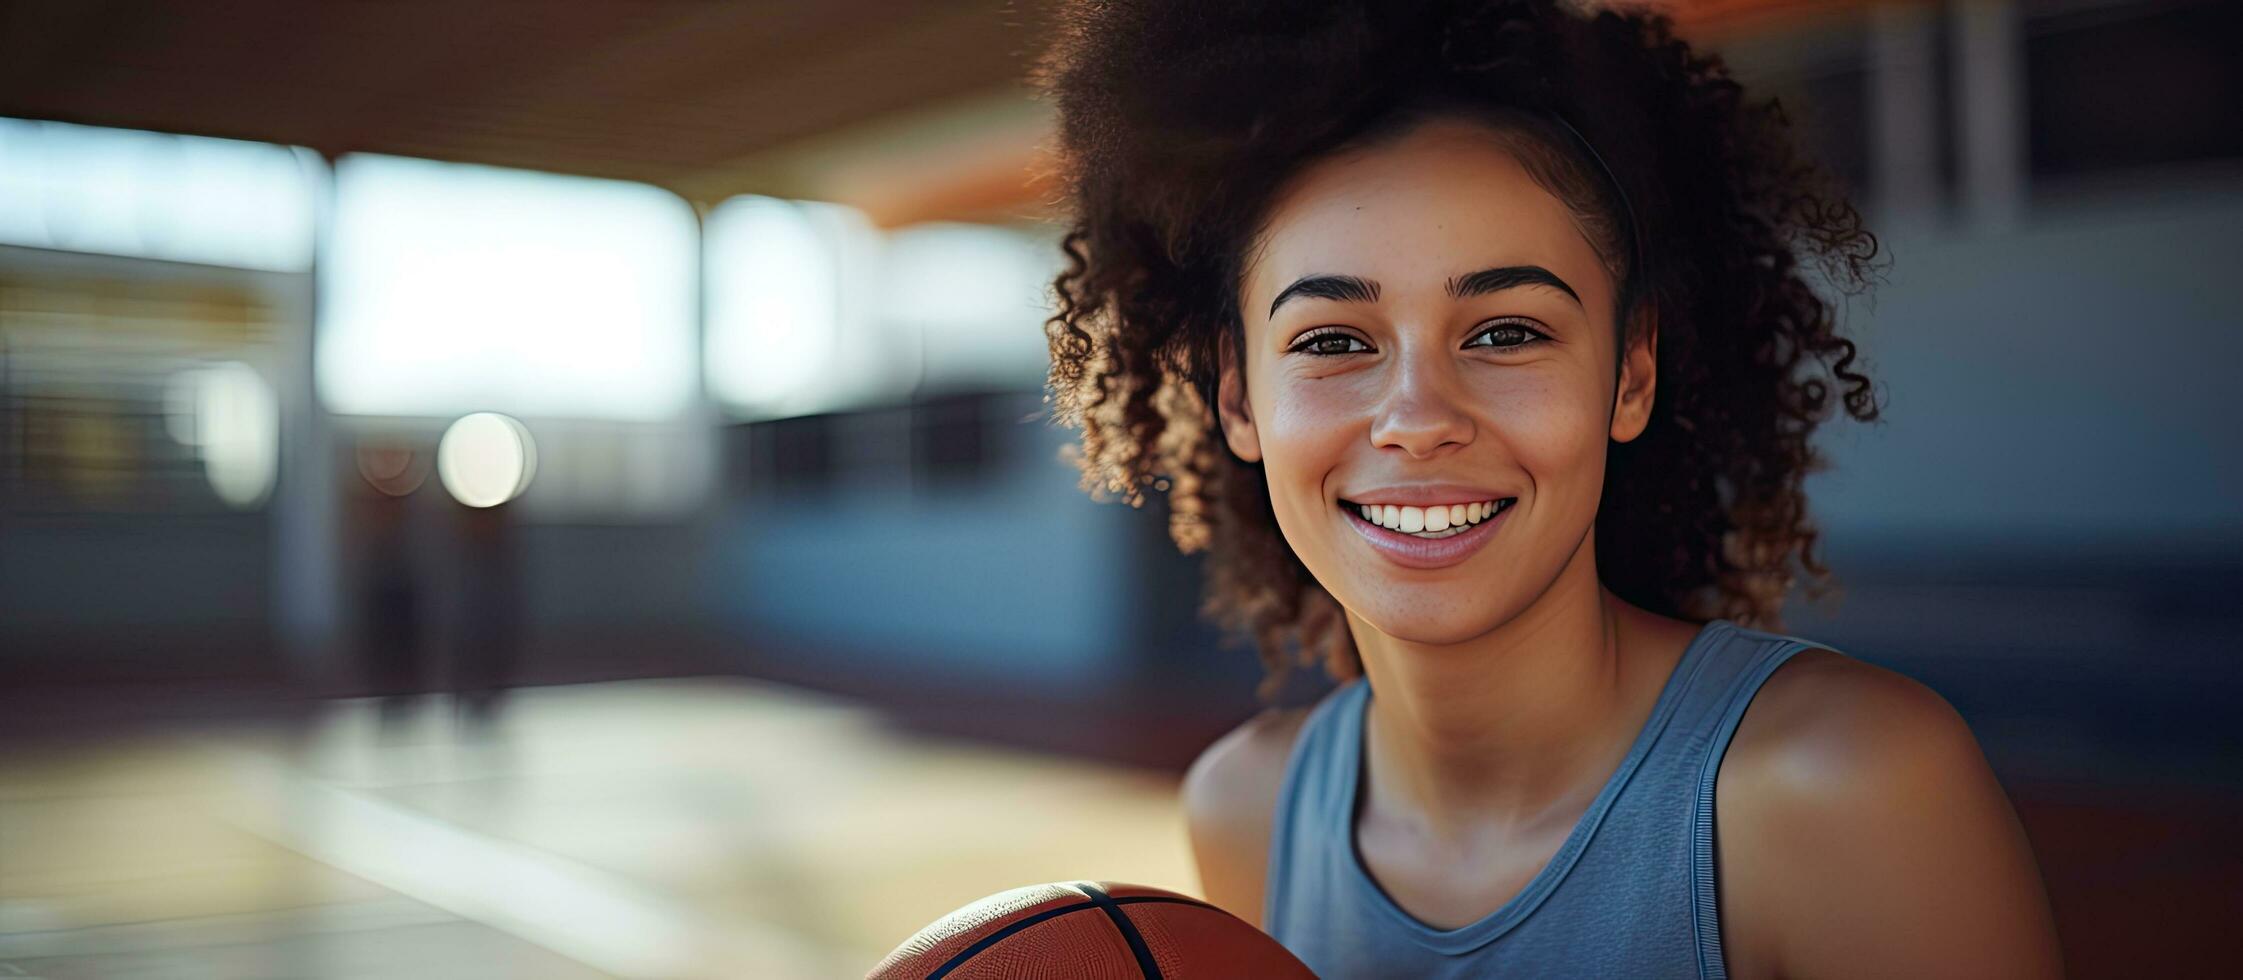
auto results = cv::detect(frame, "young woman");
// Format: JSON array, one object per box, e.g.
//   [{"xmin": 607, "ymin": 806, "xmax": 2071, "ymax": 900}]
[{"xmin": 1036, "ymin": 1, "xmax": 2063, "ymax": 977}]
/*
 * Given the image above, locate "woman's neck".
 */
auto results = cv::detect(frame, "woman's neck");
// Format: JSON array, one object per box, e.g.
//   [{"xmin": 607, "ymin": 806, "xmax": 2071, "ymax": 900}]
[{"xmin": 1347, "ymin": 530, "xmax": 1682, "ymax": 846}]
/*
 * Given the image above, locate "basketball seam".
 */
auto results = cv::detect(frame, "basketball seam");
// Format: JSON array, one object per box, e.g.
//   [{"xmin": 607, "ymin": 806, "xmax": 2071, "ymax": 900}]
[
  {"xmin": 916, "ymin": 893, "xmax": 1223, "ymax": 979},
  {"xmin": 923, "ymin": 901, "xmax": 1101, "ymax": 980},
  {"xmin": 1077, "ymin": 882, "xmax": 1166, "ymax": 980}
]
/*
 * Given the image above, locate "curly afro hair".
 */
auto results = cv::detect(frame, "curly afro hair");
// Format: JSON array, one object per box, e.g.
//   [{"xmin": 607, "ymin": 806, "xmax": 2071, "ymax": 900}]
[{"xmin": 1034, "ymin": 0, "xmax": 1885, "ymax": 704}]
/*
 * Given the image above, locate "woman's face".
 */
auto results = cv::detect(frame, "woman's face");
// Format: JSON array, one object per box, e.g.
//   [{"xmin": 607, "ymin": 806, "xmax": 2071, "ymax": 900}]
[{"xmin": 1220, "ymin": 116, "xmax": 1657, "ymax": 645}]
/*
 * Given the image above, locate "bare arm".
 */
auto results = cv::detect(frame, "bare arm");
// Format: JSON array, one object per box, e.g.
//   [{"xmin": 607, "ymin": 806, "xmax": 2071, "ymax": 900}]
[
  {"xmin": 1719, "ymin": 652, "xmax": 2066, "ymax": 979},
  {"xmin": 1180, "ymin": 706, "xmax": 1308, "ymax": 931}
]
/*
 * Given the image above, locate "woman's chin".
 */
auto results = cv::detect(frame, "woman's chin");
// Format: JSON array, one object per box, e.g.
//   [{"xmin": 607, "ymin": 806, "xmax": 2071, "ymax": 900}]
[{"xmin": 1341, "ymin": 593, "xmax": 1512, "ymax": 648}]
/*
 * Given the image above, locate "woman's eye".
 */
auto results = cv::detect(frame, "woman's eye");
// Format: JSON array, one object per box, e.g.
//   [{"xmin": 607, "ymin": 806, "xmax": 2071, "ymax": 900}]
[
  {"xmin": 1466, "ymin": 322, "xmax": 1549, "ymax": 351},
  {"xmin": 1290, "ymin": 331, "xmax": 1370, "ymax": 356}
]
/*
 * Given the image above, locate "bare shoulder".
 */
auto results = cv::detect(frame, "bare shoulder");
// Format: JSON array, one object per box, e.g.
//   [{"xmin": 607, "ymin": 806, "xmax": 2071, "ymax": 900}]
[
  {"xmin": 1179, "ymin": 693, "xmax": 1324, "ymax": 929},
  {"xmin": 1721, "ymin": 647, "xmax": 1969, "ymax": 795},
  {"xmin": 1715, "ymin": 648, "xmax": 2065, "ymax": 980}
]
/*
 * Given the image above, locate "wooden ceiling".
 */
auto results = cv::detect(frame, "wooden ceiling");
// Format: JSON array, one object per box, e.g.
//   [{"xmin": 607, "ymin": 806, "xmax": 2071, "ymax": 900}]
[
  {"xmin": 0, "ymin": 1, "xmax": 1058, "ymax": 208},
  {"xmin": 0, "ymin": 0, "xmax": 1876, "ymax": 225}
]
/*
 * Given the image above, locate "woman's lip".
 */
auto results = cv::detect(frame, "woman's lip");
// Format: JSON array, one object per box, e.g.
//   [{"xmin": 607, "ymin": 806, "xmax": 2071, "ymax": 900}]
[
  {"xmin": 1339, "ymin": 485, "xmax": 1513, "ymax": 507},
  {"xmin": 1340, "ymin": 500, "xmax": 1508, "ymax": 570}
]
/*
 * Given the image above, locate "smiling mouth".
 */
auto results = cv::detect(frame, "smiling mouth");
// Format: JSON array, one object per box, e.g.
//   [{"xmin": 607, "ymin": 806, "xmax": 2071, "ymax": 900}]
[{"xmin": 1338, "ymin": 497, "xmax": 1516, "ymax": 538}]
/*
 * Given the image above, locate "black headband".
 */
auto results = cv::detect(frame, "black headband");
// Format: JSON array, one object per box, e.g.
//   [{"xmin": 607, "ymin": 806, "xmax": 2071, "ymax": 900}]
[{"xmin": 1545, "ymin": 111, "xmax": 1646, "ymax": 324}]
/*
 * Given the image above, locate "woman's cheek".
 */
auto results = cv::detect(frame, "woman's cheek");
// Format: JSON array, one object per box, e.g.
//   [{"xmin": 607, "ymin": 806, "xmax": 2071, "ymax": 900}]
[
  {"xmin": 1480, "ymin": 377, "xmax": 1609, "ymax": 521},
  {"xmin": 1259, "ymin": 386, "xmax": 1356, "ymax": 537}
]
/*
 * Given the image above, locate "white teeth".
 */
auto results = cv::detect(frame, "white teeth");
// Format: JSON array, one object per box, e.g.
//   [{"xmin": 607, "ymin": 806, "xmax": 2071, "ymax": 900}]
[{"xmin": 1346, "ymin": 498, "xmax": 1508, "ymax": 536}]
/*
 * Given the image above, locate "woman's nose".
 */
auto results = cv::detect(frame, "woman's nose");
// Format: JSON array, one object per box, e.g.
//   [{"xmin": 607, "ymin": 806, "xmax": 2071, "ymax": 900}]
[{"xmin": 1367, "ymin": 352, "xmax": 1475, "ymax": 458}]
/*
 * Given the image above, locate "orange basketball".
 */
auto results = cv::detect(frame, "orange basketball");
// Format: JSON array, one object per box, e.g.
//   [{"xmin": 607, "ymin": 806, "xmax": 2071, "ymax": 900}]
[{"xmin": 867, "ymin": 880, "xmax": 1317, "ymax": 979}]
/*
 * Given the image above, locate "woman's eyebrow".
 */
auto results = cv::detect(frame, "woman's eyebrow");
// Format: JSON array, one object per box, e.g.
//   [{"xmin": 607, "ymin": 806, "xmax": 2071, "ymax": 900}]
[
  {"xmin": 1267, "ymin": 274, "xmax": 1380, "ymax": 317},
  {"xmin": 1446, "ymin": 265, "xmax": 1582, "ymax": 308},
  {"xmin": 1267, "ymin": 265, "xmax": 1581, "ymax": 318}
]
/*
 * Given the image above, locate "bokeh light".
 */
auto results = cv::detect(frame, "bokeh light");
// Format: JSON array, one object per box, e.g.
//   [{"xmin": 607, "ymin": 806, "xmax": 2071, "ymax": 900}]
[
  {"xmin": 164, "ymin": 361, "xmax": 279, "ymax": 509},
  {"xmin": 436, "ymin": 412, "xmax": 537, "ymax": 508},
  {"xmin": 355, "ymin": 440, "xmax": 428, "ymax": 497}
]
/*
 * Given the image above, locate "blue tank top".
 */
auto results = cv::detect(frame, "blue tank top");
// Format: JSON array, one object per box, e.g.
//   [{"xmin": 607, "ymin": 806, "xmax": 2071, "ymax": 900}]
[{"xmin": 1264, "ymin": 618, "xmax": 1818, "ymax": 979}]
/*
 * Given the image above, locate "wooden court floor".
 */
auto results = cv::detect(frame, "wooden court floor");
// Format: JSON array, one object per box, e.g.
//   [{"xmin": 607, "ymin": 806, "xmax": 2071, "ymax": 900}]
[{"xmin": 0, "ymin": 678, "xmax": 1199, "ymax": 979}]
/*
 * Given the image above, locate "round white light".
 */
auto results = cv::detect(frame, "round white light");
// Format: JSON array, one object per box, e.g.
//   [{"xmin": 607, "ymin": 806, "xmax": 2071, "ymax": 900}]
[
  {"xmin": 180, "ymin": 361, "xmax": 278, "ymax": 509},
  {"xmin": 436, "ymin": 412, "xmax": 536, "ymax": 508}
]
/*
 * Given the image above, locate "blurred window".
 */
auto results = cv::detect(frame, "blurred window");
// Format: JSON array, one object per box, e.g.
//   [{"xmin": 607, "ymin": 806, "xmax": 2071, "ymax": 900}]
[
  {"xmin": 879, "ymin": 222, "xmax": 1061, "ymax": 397},
  {"xmin": 705, "ymin": 202, "xmax": 1061, "ymax": 422},
  {"xmin": 704, "ymin": 195, "xmax": 884, "ymax": 421},
  {"xmin": 0, "ymin": 118, "xmax": 317, "ymax": 272},
  {"xmin": 318, "ymin": 154, "xmax": 698, "ymax": 422}
]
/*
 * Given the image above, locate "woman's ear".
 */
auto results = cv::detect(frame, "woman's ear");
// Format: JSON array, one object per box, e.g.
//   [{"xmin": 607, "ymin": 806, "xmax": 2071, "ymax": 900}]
[
  {"xmin": 1610, "ymin": 306, "xmax": 1658, "ymax": 444},
  {"xmin": 1216, "ymin": 329, "xmax": 1264, "ymax": 463}
]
